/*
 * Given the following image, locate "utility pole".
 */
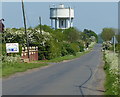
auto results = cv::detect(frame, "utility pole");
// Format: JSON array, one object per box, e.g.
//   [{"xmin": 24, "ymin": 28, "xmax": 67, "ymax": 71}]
[
  {"xmin": 39, "ymin": 16, "xmax": 42, "ymax": 34},
  {"xmin": 113, "ymin": 36, "xmax": 115, "ymax": 57},
  {"xmin": 21, "ymin": 0, "xmax": 30, "ymax": 60},
  {"xmin": 38, "ymin": 16, "xmax": 45, "ymax": 60}
]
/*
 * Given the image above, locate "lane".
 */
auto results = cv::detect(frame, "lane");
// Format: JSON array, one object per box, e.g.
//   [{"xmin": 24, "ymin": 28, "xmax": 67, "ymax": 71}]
[{"xmin": 2, "ymin": 44, "xmax": 102, "ymax": 95}]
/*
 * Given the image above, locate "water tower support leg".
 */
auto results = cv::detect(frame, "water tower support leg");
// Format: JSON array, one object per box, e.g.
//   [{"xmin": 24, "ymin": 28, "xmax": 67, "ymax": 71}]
[{"xmin": 51, "ymin": 19, "xmax": 53, "ymax": 28}]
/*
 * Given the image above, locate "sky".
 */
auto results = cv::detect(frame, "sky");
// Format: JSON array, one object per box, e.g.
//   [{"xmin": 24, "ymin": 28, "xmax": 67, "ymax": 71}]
[{"xmin": 2, "ymin": 2, "xmax": 118, "ymax": 34}]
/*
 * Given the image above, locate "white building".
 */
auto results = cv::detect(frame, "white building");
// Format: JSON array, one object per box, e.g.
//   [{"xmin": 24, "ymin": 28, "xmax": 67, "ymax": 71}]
[{"xmin": 50, "ymin": 4, "xmax": 74, "ymax": 29}]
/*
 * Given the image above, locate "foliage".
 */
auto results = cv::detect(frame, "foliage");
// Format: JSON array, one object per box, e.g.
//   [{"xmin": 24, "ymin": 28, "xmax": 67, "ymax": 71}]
[
  {"xmin": 63, "ymin": 27, "xmax": 81, "ymax": 43},
  {"xmin": 101, "ymin": 28, "xmax": 115, "ymax": 41},
  {"xmin": 109, "ymin": 44, "xmax": 120, "ymax": 53},
  {"xmin": 77, "ymin": 41, "xmax": 85, "ymax": 52},
  {"xmin": 115, "ymin": 34, "xmax": 120, "ymax": 43},
  {"xmin": 83, "ymin": 29, "xmax": 98, "ymax": 42},
  {"xmin": 45, "ymin": 39, "xmax": 62, "ymax": 59},
  {"xmin": 35, "ymin": 25, "xmax": 54, "ymax": 33},
  {"xmin": 3, "ymin": 25, "xmax": 97, "ymax": 60},
  {"xmin": 62, "ymin": 43, "xmax": 75, "ymax": 56},
  {"xmin": 36, "ymin": 51, "xmax": 90, "ymax": 63},
  {"xmin": 2, "ymin": 55, "xmax": 21, "ymax": 63},
  {"xmin": 70, "ymin": 43, "xmax": 80, "ymax": 55},
  {"xmin": 104, "ymin": 51, "xmax": 119, "ymax": 95}
]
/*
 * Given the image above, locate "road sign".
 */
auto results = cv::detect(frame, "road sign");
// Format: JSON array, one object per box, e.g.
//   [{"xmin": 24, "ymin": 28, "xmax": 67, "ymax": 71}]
[{"xmin": 6, "ymin": 43, "xmax": 19, "ymax": 53}]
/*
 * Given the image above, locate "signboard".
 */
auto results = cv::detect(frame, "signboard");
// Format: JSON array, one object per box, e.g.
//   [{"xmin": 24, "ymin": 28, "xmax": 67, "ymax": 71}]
[{"xmin": 6, "ymin": 43, "xmax": 19, "ymax": 53}]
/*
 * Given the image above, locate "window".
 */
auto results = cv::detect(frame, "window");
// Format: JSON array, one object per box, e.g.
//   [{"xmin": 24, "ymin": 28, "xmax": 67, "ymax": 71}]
[{"xmin": 61, "ymin": 20, "xmax": 64, "ymax": 26}]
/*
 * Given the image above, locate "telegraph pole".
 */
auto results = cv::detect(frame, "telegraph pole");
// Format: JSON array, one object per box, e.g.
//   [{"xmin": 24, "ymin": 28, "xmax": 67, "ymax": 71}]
[
  {"xmin": 114, "ymin": 36, "xmax": 115, "ymax": 53},
  {"xmin": 113, "ymin": 36, "xmax": 115, "ymax": 59},
  {"xmin": 21, "ymin": 0, "xmax": 30, "ymax": 60},
  {"xmin": 39, "ymin": 16, "xmax": 42, "ymax": 33}
]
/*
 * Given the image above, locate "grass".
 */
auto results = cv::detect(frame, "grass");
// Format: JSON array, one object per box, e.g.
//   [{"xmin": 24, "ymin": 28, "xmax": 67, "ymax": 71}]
[
  {"xmin": 103, "ymin": 51, "xmax": 119, "ymax": 96},
  {"xmin": 1, "ymin": 62, "xmax": 48, "ymax": 78},
  {"xmin": 104, "ymin": 59, "xmax": 114, "ymax": 95},
  {"xmin": 104, "ymin": 61, "xmax": 118, "ymax": 96}
]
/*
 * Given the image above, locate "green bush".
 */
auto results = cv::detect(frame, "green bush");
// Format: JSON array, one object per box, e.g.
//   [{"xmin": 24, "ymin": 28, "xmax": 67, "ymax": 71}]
[
  {"xmin": 2, "ymin": 55, "xmax": 21, "ymax": 63},
  {"xmin": 38, "ymin": 40, "xmax": 62, "ymax": 60},
  {"xmin": 61, "ymin": 44, "xmax": 68, "ymax": 56},
  {"xmin": 47, "ymin": 40, "xmax": 61, "ymax": 59},
  {"xmin": 77, "ymin": 42, "xmax": 85, "ymax": 52},
  {"xmin": 70, "ymin": 43, "xmax": 79, "ymax": 55},
  {"xmin": 109, "ymin": 44, "xmax": 120, "ymax": 53},
  {"xmin": 2, "ymin": 44, "xmax": 6, "ymax": 56},
  {"xmin": 115, "ymin": 44, "xmax": 120, "ymax": 52},
  {"xmin": 3, "ymin": 26, "xmax": 96, "ymax": 61},
  {"xmin": 62, "ymin": 43, "xmax": 77, "ymax": 56}
]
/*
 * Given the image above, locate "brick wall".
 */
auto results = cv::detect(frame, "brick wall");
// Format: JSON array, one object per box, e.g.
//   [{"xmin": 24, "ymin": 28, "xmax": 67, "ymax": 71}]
[{"xmin": 21, "ymin": 47, "xmax": 38, "ymax": 61}]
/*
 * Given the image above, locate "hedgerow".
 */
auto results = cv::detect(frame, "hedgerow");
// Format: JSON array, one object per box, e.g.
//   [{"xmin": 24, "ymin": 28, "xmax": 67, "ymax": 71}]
[
  {"xmin": 2, "ymin": 25, "xmax": 97, "ymax": 60},
  {"xmin": 104, "ymin": 50, "xmax": 120, "ymax": 95}
]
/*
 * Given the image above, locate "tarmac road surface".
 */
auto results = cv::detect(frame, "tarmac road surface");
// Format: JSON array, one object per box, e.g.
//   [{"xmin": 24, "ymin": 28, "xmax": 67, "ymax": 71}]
[{"xmin": 2, "ymin": 44, "xmax": 104, "ymax": 95}]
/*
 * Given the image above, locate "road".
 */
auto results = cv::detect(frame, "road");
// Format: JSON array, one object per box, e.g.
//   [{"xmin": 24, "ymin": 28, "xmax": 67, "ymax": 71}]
[{"xmin": 2, "ymin": 44, "xmax": 104, "ymax": 95}]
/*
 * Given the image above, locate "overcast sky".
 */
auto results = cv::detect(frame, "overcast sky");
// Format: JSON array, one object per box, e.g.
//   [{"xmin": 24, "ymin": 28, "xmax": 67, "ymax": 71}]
[{"xmin": 2, "ymin": 2, "xmax": 118, "ymax": 34}]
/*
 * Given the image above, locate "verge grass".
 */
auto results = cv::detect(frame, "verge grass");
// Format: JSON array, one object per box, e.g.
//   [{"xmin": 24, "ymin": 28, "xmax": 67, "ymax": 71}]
[
  {"xmin": 1, "ymin": 62, "xmax": 48, "ymax": 78},
  {"xmin": 103, "ymin": 50, "xmax": 119, "ymax": 96}
]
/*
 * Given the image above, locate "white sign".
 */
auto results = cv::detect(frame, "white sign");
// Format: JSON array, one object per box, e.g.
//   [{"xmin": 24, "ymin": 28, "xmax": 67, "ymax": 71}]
[{"xmin": 6, "ymin": 43, "xmax": 19, "ymax": 53}]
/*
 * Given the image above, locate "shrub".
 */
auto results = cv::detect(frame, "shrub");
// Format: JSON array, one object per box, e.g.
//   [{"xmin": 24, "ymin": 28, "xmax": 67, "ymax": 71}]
[
  {"xmin": 48, "ymin": 40, "xmax": 61, "ymax": 59},
  {"xmin": 2, "ymin": 44, "xmax": 6, "ymax": 56},
  {"xmin": 61, "ymin": 44, "xmax": 68, "ymax": 56},
  {"xmin": 38, "ymin": 40, "xmax": 62, "ymax": 60},
  {"xmin": 77, "ymin": 42, "xmax": 85, "ymax": 52},
  {"xmin": 70, "ymin": 43, "xmax": 79, "ymax": 55},
  {"xmin": 104, "ymin": 51, "xmax": 119, "ymax": 95},
  {"xmin": 115, "ymin": 44, "xmax": 120, "ymax": 52},
  {"xmin": 2, "ymin": 55, "xmax": 21, "ymax": 63},
  {"xmin": 62, "ymin": 43, "xmax": 77, "ymax": 56}
]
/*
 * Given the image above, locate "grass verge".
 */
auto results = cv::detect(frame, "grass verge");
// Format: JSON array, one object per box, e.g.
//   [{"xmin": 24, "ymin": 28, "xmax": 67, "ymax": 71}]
[
  {"xmin": 103, "ymin": 51, "xmax": 119, "ymax": 96},
  {"xmin": 1, "ymin": 62, "xmax": 48, "ymax": 78}
]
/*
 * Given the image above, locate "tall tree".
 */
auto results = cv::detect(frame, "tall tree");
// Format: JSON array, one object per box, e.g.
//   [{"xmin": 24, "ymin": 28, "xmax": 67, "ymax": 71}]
[
  {"xmin": 63, "ymin": 27, "xmax": 81, "ymax": 43},
  {"xmin": 101, "ymin": 28, "xmax": 115, "ymax": 41},
  {"xmin": 83, "ymin": 29, "xmax": 98, "ymax": 42}
]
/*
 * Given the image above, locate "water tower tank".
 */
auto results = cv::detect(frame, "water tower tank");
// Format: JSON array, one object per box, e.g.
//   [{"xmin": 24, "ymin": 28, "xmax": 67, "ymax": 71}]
[{"xmin": 50, "ymin": 4, "xmax": 74, "ymax": 29}]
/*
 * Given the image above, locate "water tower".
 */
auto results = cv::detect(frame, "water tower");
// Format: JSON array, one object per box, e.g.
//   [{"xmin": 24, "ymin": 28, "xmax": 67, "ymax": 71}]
[{"xmin": 50, "ymin": 4, "xmax": 74, "ymax": 29}]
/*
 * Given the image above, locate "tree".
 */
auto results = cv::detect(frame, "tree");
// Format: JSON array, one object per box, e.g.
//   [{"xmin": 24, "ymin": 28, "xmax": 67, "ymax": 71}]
[
  {"xmin": 63, "ymin": 27, "xmax": 81, "ymax": 43},
  {"xmin": 83, "ymin": 29, "xmax": 98, "ymax": 42},
  {"xmin": 101, "ymin": 28, "xmax": 115, "ymax": 41}
]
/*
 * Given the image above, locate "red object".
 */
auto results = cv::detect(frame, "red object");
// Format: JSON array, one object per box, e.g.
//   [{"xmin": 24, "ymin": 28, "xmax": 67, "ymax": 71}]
[{"xmin": 21, "ymin": 47, "xmax": 38, "ymax": 61}]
